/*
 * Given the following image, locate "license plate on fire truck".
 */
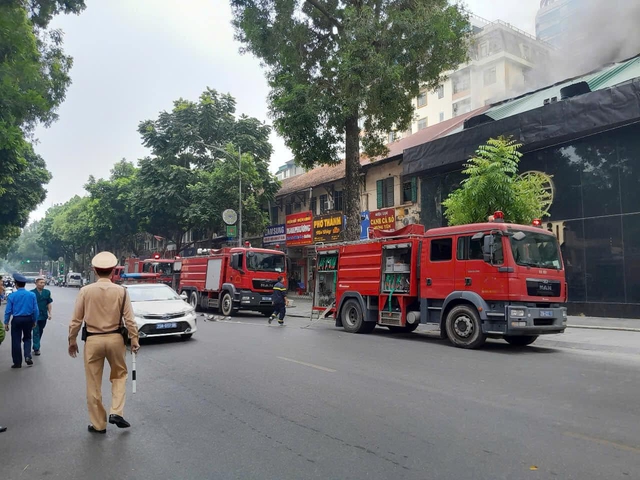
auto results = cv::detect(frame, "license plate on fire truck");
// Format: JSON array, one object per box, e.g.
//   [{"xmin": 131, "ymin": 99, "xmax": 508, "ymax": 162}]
[
  {"xmin": 539, "ymin": 310, "xmax": 554, "ymax": 318},
  {"xmin": 262, "ymin": 296, "xmax": 272, "ymax": 301}
]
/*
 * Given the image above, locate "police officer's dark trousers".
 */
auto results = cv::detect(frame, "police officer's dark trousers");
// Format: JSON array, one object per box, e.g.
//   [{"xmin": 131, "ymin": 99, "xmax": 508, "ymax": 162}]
[{"xmin": 11, "ymin": 315, "xmax": 33, "ymax": 366}]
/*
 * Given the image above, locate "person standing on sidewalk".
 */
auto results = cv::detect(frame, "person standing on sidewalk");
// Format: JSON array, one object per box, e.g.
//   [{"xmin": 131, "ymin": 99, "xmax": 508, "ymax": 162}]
[
  {"xmin": 31, "ymin": 276, "xmax": 53, "ymax": 356},
  {"xmin": 4, "ymin": 273, "xmax": 39, "ymax": 368},
  {"xmin": 268, "ymin": 276, "xmax": 289, "ymax": 325},
  {"xmin": 68, "ymin": 251, "xmax": 140, "ymax": 434}
]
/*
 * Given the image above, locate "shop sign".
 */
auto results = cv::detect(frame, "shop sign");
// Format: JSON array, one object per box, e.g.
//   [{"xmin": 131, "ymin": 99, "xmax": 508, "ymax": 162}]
[
  {"xmin": 263, "ymin": 224, "xmax": 286, "ymax": 245},
  {"xmin": 360, "ymin": 211, "xmax": 370, "ymax": 240},
  {"xmin": 313, "ymin": 212, "xmax": 344, "ymax": 243},
  {"xmin": 286, "ymin": 211, "xmax": 314, "ymax": 246},
  {"xmin": 370, "ymin": 208, "xmax": 396, "ymax": 231}
]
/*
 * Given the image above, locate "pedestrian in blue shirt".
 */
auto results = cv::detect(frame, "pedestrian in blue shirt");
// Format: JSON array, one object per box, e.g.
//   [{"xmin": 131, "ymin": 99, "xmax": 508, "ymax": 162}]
[
  {"xmin": 268, "ymin": 276, "xmax": 289, "ymax": 325},
  {"xmin": 31, "ymin": 276, "xmax": 53, "ymax": 356},
  {"xmin": 4, "ymin": 273, "xmax": 39, "ymax": 368}
]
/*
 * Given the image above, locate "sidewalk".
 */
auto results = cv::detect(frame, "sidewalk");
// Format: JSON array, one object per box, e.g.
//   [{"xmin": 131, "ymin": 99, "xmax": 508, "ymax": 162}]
[{"xmin": 287, "ymin": 296, "xmax": 640, "ymax": 332}]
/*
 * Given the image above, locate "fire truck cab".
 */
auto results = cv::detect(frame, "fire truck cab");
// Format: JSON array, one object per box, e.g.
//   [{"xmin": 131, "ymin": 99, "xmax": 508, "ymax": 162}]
[
  {"xmin": 178, "ymin": 246, "xmax": 287, "ymax": 317},
  {"xmin": 314, "ymin": 216, "xmax": 567, "ymax": 349}
]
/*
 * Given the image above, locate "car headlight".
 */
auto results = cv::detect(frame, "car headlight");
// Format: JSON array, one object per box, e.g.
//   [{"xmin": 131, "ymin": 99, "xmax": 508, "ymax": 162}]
[
  {"xmin": 510, "ymin": 309, "xmax": 526, "ymax": 318},
  {"xmin": 562, "ymin": 310, "xmax": 567, "ymax": 318}
]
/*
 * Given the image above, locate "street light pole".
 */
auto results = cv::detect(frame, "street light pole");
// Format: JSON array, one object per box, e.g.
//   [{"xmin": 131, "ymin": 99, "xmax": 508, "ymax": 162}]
[
  {"xmin": 238, "ymin": 146, "xmax": 242, "ymax": 247},
  {"xmin": 197, "ymin": 139, "xmax": 243, "ymax": 247}
]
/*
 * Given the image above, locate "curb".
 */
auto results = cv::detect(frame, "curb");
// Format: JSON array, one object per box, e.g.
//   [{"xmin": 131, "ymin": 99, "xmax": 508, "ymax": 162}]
[{"xmin": 567, "ymin": 324, "xmax": 640, "ymax": 333}]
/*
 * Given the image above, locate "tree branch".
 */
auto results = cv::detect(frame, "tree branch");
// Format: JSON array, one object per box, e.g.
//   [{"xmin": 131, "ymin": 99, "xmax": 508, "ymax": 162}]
[{"xmin": 305, "ymin": 0, "xmax": 342, "ymax": 31}]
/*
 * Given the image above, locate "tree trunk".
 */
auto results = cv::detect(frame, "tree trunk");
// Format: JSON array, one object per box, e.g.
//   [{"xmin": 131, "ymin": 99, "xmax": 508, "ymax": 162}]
[{"xmin": 343, "ymin": 114, "xmax": 362, "ymax": 241}]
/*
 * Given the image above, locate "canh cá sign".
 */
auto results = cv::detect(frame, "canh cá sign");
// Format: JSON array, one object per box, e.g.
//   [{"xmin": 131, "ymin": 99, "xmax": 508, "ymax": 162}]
[
  {"xmin": 369, "ymin": 208, "xmax": 396, "ymax": 230},
  {"xmin": 313, "ymin": 213, "xmax": 344, "ymax": 243}
]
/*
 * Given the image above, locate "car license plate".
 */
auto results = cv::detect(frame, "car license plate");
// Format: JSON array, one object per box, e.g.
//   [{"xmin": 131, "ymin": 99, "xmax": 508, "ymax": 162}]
[
  {"xmin": 539, "ymin": 310, "xmax": 554, "ymax": 318},
  {"xmin": 156, "ymin": 322, "xmax": 177, "ymax": 330},
  {"xmin": 263, "ymin": 297, "xmax": 272, "ymax": 301}
]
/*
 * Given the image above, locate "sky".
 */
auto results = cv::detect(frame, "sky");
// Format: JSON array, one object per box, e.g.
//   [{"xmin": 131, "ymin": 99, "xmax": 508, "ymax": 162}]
[{"xmin": 31, "ymin": 0, "xmax": 541, "ymax": 221}]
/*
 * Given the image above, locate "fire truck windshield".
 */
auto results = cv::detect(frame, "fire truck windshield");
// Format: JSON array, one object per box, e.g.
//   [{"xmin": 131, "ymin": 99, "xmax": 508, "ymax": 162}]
[
  {"xmin": 142, "ymin": 262, "xmax": 173, "ymax": 275},
  {"xmin": 246, "ymin": 252, "xmax": 286, "ymax": 273},
  {"xmin": 509, "ymin": 230, "xmax": 562, "ymax": 270}
]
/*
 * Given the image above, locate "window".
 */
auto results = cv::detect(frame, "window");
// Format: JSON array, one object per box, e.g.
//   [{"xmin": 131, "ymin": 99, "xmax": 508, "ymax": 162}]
[
  {"xmin": 452, "ymin": 72, "xmax": 470, "ymax": 94},
  {"xmin": 479, "ymin": 41, "xmax": 489, "ymax": 58},
  {"xmin": 294, "ymin": 202, "xmax": 301, "ymax": 212},
  {"xmin": 388, "ymin": 131, "xmax": 398, "ymax": 143},
  {"xmin": 319, "ymin": 194, "xmax": 329, "ymax": 213},
  {"xmin": 437, "ymin": 85, "xmax": 444, "ymax": 99},
  {"xmin": 285, "ymin": 203, "xmax": 292, "ymax": 215},
  {"xmin": 334, "ymin": 190, "xmax": 343, "ymax": 212},
  {"xmin": 270, "ymin": 206, "xmax": 279, "ymax": 224},
  {"xmin": 417, "ymin": 91, "xmax": 427, "ymax": 107},
  {"xmin": 430, "ymin": 238, "xmax": 453, "ymax": 262},
  {"xmin": 376, "ymin": 177, "xmax": 394, "ymax": 208},
  {"xmin": 402, "ymin": 177, "xmax": 417, "ymax": 204},
  {"xmin": 439, "ymin": 112, "xmax": 445, "ymax": 122},
  {"xmin": 417, "ymin": 117, "xmax": 428, "ymax": 130},
  {"xmin": 452, "ymin": 98, "xmax": 471, "ymax": 117},
  {"xmin": 484, "ymin": 67, "xmax": 497, "ymax": 86},
  {"xmin": 457, "ymin": 235, "xmax": 503, "ymax": 263},
  {"xmin": 310, "ymin": 196, "xmax": 317, "ymax": 215}
]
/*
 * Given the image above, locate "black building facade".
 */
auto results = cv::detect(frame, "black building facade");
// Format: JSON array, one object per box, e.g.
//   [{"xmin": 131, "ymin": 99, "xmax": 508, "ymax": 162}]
[{"xmin": 405, "ymin": 78, "xmax": 640, "ymax": 318}]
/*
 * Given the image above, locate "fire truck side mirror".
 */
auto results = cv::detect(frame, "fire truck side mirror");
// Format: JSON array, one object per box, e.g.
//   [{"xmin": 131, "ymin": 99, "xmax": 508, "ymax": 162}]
[{"xmin": 482, "ymin": 235, "xmax": 494, "ymax": 264}]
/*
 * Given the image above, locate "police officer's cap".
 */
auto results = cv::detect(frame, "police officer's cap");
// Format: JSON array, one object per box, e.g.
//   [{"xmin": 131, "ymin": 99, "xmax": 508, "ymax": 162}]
[
  {"xmin": 13, "ymin": 273, "xmax": 28, "ymax": 283},
  {"xmin": 92, "ymin": 251, "xmax": 118, "ymax": 269}
]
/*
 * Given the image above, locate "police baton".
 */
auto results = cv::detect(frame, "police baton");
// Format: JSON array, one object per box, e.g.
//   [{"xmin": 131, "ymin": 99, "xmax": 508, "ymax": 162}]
[{"xmin": 132, "ymin": 350, "xmax": 137, "ymax": 394}]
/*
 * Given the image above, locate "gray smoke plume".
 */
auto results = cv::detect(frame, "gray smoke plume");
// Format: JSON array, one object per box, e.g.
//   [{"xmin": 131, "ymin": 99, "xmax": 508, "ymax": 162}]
[{"xmin": 532, "ymin": 0, "xmax": 640, "ymax": 88}]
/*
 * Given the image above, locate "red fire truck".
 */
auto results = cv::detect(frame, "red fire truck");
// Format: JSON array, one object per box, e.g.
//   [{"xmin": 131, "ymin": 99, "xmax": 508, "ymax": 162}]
[
  {"xmin": 122, "ymin": 255, "xmax": 176, "ymax": 285},
  {"xmin": 313, "ymin": 213, "xmax": 567, "ymax": 349},
  {"xmin": 177, "ymin": 246, "xmax": 287, "ymax": 316}
]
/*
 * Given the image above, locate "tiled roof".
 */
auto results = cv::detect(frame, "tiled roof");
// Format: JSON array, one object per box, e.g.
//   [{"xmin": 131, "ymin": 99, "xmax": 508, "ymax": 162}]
[{"xmin": 276, "ymin": 107, "xmax": 489, "ymax": 197}]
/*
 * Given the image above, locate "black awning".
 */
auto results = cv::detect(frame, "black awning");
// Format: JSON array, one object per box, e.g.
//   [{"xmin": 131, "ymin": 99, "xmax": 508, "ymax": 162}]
[{"xmin": 403, "ymin": 78, "xmax": 640, "ymax": 176}]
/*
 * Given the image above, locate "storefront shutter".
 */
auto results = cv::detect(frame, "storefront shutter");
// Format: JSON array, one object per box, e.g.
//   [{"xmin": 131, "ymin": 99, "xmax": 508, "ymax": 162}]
[{"xmin": 376, "ymin": 179, "xmax": 383, "ymax": 209}]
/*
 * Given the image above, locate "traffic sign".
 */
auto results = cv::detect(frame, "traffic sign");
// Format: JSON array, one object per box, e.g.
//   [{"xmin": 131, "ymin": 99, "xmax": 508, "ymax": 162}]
[
  {"xmin": 226, "ymin": 225, "xmax": 237, "ymax": 238},
  {"xmin": 222, "ymin": 209, "xmax": 238, "ymax": 225}
]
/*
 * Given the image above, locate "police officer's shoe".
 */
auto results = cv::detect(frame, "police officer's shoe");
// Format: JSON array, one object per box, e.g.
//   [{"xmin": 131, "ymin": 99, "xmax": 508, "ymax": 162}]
[
  {"xmin": 25, "ymin": 357, "xmax": 33, "ymax": 366},
  {"xmin": 0, "ymin": 426, "xmax": 7, "ymax": 433},
  {"xmin": 11, "ymin": 364, "xmax": 21, "ymax": 369},
  {"xmin": 34, "ymin": 350, "xmax": 40, "ymax": 356},
  {"xmin": 88, "ymin": 425, "xmax": 106, "ymax": 434},
  {"xmin": 109, "ymin": 414, "xmax": 131, "ymax": 428}
]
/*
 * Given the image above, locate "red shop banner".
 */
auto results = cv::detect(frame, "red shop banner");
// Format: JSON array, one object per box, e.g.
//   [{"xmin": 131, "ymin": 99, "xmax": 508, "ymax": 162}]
[
  {"xmin": 369, "ymin": 208, "xmax": 396, "ymax": 231},
  {"xmin": 286, "ymin": 211, "xmax": 314, "ymax": 246}
]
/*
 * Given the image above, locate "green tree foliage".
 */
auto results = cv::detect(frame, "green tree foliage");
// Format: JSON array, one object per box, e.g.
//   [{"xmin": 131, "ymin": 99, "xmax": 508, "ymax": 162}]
[
  {"xmin": 442, "ymin": 137, "xmax": 551, "ymax": 226},
  {"xmin": 230, "ymin": 0, "xmax": 470, "ymax": 239},
  {"xmin": 85, "ymin": 160, "xmax": 142, "ymax": 254},
  {"xmin": 136, "ymin": 89, "xmax": 279, "ymax": 250},
  {"xmin": 6, "ymin": 221, "xmax": 44, "ymax": 267},
  {"xmin": 0, "ymin": 1, "xmax": 85, "ymax": 245}
]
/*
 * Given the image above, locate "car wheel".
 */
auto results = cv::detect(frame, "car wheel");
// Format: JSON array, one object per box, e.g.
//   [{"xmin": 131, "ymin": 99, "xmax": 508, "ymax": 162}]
[
  {"xmin": 188, "ymin": 291, "xmax": 201, "ymax": 312},
  {"xmin": 220, "ymin": 292, "xmax": 235, "ymax": 317},
  {"xmin": 181, "ymin": 334, "xmax": 193, "ymax": 340},
  {"xmin": 504, "ymin": 335, "xmax": 538, "ymax": 347},
  {"xmin": 445, "ymin": 305, "xmax": 487, "ymax": 349}
]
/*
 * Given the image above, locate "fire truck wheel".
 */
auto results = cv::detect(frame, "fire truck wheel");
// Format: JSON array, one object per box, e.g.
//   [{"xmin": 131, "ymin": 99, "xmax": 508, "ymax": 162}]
[
  {"xmin": 341, "ymin": 299, "xmax": 371, "ymax": 334},
  {"xmin": 504, "ymin": 335, "xmax": 538, "ymax": 347},
  {"xmin": 445, "ymin": 305, "xmax": 487, "ymax": 349},
  {"xmin": 188, "ymin": 291, "xmax": 202, "ymax": 312},
  {"xmin": 220, "ymin": 292, "xmax": 236, "ymax": 316}
]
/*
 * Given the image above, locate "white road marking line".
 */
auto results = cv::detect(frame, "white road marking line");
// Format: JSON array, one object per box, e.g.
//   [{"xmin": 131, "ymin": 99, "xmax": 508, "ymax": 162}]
[
  {"xmin": 276, "ymin": 356, "xmax": 336, "ymax": 373},
  {"xmin": 564, "ymin": 431, "xmax": 640, "ymax": 454}
]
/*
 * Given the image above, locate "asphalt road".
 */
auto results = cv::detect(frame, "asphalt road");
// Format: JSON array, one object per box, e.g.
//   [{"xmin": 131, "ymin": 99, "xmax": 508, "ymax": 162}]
[{"xmin": 1, "ymin": 286, "xmax": 640, "ymax": 480}]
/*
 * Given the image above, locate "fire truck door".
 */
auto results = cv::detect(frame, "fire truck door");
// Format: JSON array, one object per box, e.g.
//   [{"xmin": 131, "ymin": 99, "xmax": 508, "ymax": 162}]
[
  {"xmin": 464, "ymin": 233, "xmax": 509, "ymax": 300},
  {"xmin": 423, "ymin": 236, "xmax": 455, "ymax": 300}
]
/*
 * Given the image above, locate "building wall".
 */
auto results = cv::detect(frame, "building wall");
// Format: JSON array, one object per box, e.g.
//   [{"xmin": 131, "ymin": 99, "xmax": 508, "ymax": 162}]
[
  {"xmin": 363, "ymin": 162, "xmax": 421, "ymax": 224},
  {"xmin": 418, "ymin": 123, "xmax": 640, "ymax": 317},
  {"xmin": 402, "ymin": 23, "xmax": 549, "ymax": 139}
]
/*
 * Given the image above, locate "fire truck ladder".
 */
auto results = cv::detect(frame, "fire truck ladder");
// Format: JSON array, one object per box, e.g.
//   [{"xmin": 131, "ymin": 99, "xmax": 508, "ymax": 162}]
[{"xmin": 304, "ymin": 302, "xmax": 335, "ymax": 329}]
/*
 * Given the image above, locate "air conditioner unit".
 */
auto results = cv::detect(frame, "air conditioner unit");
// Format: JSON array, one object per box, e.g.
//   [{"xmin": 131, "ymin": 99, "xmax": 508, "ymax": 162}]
[{"xmin": 402, "ymin": 216, "xmax": 417, "ymax": 226}]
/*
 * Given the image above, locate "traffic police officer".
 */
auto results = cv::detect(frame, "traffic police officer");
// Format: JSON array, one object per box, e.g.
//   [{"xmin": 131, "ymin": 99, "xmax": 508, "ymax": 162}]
[
  {"xmin": 68, "ymin": 251, "xmax": 140, "ymax": 434},
  {"xmin": 4, "ymin": 273, "xmax": 39, "ymax": 368}
]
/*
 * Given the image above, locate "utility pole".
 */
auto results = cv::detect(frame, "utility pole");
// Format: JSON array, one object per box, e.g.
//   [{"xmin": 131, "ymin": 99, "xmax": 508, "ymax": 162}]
[{"xmin": 238, "ymin": 146, "xmax": 242, "ymax": 247}]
